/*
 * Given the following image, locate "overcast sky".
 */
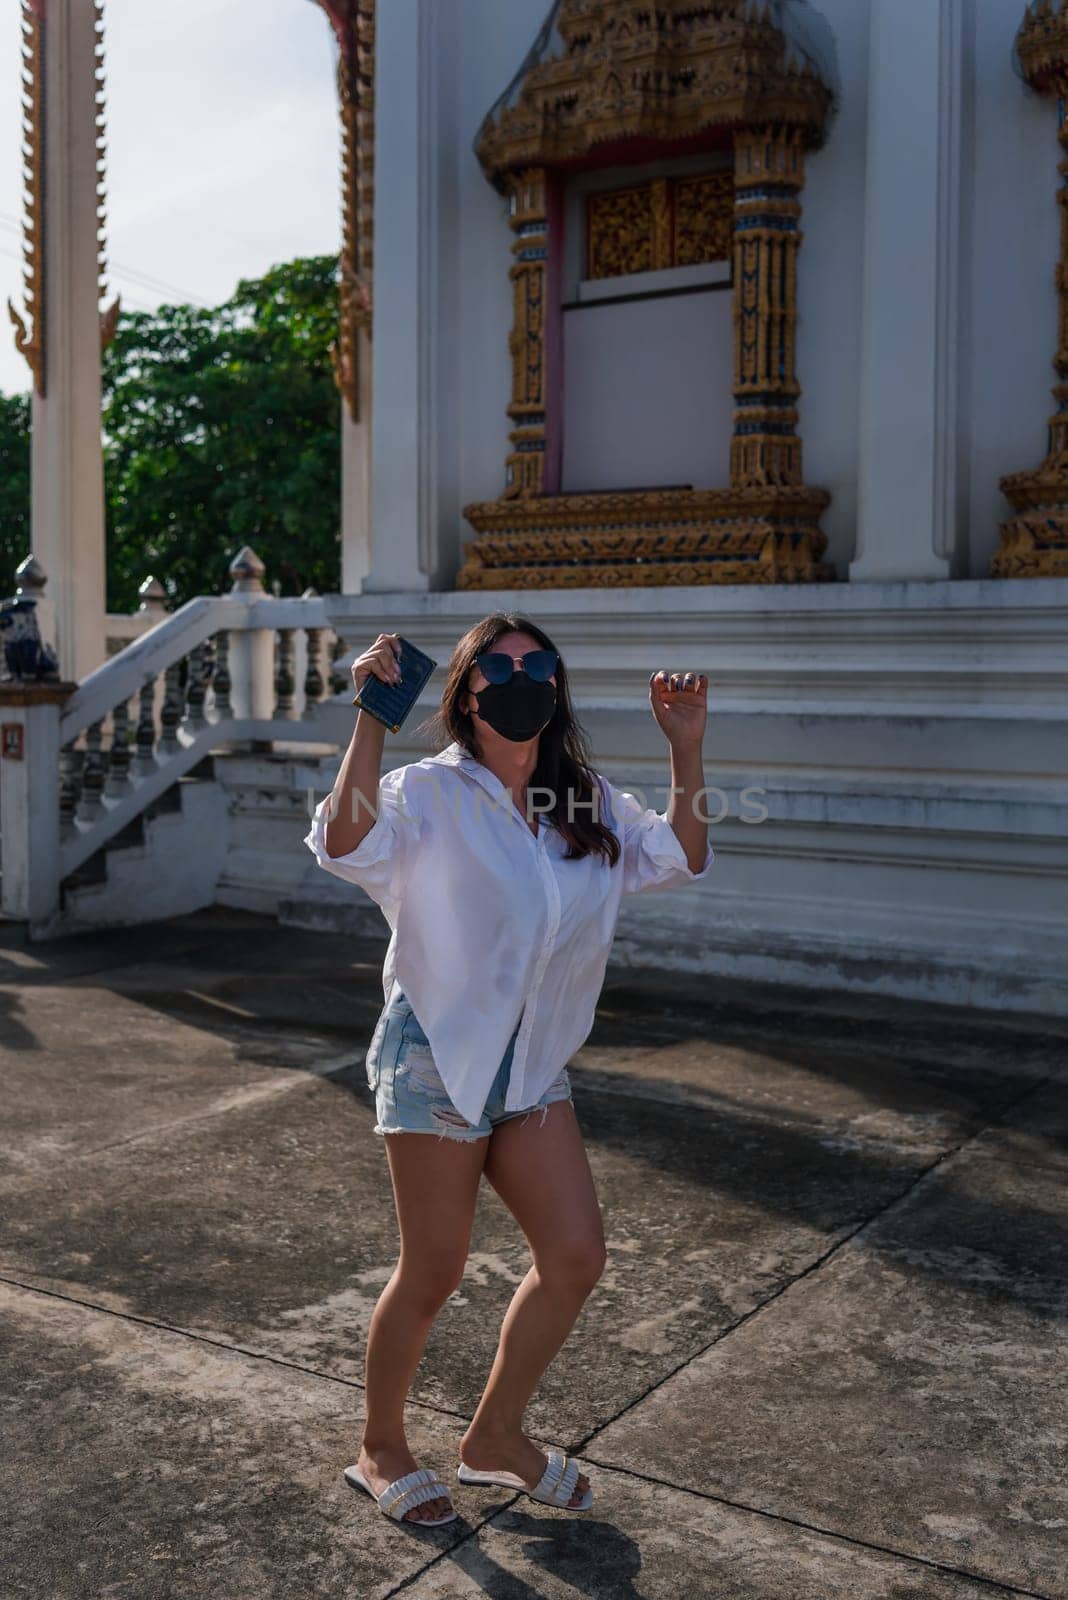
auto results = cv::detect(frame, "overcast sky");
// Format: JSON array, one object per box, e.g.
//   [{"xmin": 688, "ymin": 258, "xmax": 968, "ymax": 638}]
[{"xmin": 0, "ymin": 0, "xmax": 342, "ymax": 398}]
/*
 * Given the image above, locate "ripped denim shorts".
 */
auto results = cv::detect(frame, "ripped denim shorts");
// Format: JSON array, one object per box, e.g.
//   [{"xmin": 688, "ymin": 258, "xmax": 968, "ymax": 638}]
[{"xmin": 364, "ymin": 983, "xmax": 573, "ymax": 1143}]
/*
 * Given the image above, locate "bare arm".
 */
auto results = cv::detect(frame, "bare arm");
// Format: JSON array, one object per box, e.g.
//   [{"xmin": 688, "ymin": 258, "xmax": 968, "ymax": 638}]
[
  {"xmin": 665, "ymin": 742, "xmax": 709, "ymax": 875},
  {"xmin": 323, "ymin": 632, "xmax": 402, "ymax": 858},
  {"xmin": 651, "ymin": 667, "xmax": 710, "ymax": 875}
]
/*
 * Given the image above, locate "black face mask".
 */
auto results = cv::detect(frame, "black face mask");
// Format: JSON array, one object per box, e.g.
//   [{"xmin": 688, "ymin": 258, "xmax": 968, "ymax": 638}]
[{"xmin": 472, "ymin": 675, "xmax": 557, "ymax": 743}]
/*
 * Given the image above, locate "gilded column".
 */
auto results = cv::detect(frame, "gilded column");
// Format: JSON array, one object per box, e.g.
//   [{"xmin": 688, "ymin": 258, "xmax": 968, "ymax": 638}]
[
  {"xmin": 504, "ymin": 167, "xmax": 548, "ymax": 499},
  {"xmin": 992, "ymin": 1, "xmax": 1068, "ymax": 578},
  {"xmin": 315, "ymin": 0, "xmax": 376, "ymax": 592},
  {"xmin": 7, "ymin": 0, "xmax": 115, "ymax": 679},
  {"xmin": 319, "ymin": 0, "xmax": 375, "ymax": 423},
  {"xmin": 730, "ymin": 126, "xmax": 805, "ymax": 491}
]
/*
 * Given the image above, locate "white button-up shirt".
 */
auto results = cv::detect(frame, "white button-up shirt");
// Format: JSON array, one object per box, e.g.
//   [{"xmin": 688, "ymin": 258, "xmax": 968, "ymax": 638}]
[{"xmin": 303, "ymin": 739, "xmax": 714, "ymax": 1127}]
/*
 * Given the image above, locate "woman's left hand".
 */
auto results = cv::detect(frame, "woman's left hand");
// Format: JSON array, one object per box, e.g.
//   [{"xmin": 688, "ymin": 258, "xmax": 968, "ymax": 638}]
[{"xmin": 649, "ymin": 669, "xmax": 709, "ymax": 748}]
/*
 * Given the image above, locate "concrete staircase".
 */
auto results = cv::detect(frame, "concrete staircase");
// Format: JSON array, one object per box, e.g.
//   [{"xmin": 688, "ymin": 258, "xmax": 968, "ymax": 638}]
[
  {"xmin": 53, "ymin": 744, "xmax": 382, "ymax": 939},
  {"xmin": 211, "ymin": 748, "xmax": 383, "ymax": 937},
  {"xmin": 58, "ymin": 756, "xmax": 231, "ymax": 932}
]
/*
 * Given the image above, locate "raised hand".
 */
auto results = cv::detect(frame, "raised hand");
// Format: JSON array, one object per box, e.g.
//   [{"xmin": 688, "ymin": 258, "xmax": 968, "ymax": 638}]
[
  {"xmin": 351, "ymin": 633, "xmax": 403, "ymax": 701},
  {"xmin": 648, "ymin": 668, "xmax": 708, "ymax": 749}
]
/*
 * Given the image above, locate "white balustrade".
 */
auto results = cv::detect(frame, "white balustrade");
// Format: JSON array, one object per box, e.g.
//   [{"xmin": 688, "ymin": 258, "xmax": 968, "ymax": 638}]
[{"xmin": 0, "ymin": 546, "xmax": 347, "ymax": 928}]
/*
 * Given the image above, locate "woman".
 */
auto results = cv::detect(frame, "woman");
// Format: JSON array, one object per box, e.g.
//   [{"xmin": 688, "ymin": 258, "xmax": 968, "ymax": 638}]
[{"xmin": 304, "ymin": 610, "xmax": 713, "ymax": 1526}]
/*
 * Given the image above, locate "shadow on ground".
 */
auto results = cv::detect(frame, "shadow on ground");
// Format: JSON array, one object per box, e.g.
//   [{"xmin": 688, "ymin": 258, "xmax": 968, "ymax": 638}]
[{"xmin": 1, "ymin": 908, "xmax": 1064, "ymax": 1599}]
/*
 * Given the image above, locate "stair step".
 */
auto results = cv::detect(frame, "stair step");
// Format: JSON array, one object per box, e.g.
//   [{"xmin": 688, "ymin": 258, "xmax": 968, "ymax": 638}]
[
  {"xmin": 105, "ymin": 815, "xmax": 145, "ymax": 851},
  {"xmin": 143, "ymin": 785, "xmax": 183, "ymax": 821},
  {"xmin": 59, "ymin": 771, "xmax": 215, "ymax": 903},
  {"xmin": 61, "ymin": 853, "xmax": 108, "ymax": 894}
]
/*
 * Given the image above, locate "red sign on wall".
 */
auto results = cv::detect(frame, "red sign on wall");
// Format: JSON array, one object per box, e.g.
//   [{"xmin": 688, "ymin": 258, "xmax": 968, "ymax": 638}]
[{"xmin": 2, "ymin": 723, "xmax": 25, "ymax": 760}]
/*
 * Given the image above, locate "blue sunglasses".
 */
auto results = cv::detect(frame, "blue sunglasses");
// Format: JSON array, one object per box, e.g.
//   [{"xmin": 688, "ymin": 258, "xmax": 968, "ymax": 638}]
[{"xmin": 475, "ymin": 647, "xmax": 558, "ymax": 685}]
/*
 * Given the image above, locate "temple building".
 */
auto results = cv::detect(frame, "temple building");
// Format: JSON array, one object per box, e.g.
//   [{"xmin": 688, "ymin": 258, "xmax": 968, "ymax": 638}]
[{"xmin": 2, "ymin": 0, "xmax": 1067, "ymax": 1018}]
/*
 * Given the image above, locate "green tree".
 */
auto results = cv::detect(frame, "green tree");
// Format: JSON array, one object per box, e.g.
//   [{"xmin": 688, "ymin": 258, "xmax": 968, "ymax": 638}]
[
  {"xmin": 0, "ymin": 391, "xmax": 31, "ymax": 596},
  {"xmin": 102, "ymin": 254, "xmax": 341, "ymax": 612}
]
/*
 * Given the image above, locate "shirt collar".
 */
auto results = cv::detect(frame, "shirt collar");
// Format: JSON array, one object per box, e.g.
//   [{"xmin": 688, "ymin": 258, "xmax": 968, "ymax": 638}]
[
  {"xmin": 428, "ymin": 741, "xmax": 554, "ymax": 831},
  {"xmin": 427, "ymin": 740, "xmax": 503, "ymax": 798}
]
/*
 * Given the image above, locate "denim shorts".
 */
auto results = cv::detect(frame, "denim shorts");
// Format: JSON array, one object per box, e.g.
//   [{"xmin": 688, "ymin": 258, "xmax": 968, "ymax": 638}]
[{"xmin": 365, "ymin": 985, "xmax": 573, "ymax": 1142}]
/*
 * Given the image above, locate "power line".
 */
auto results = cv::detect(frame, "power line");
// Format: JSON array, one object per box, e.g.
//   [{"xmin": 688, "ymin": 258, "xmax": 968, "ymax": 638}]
[
  {"xmin": 0, "ymin": 242, "xmax": 158, "ymax": 313},
  {"xmin": 0, "ymin": 210, "xmax": 211, "ymax": 307}
]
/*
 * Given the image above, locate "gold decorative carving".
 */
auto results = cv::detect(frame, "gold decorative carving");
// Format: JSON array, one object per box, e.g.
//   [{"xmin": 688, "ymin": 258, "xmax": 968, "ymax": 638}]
[
  {"xmin": 505, "ymin": 168, "xmax": 549, "ymax": 498},
  {"xmin": 8, "ymin": 1, "xmax": 45, "ymax": 394},
  {"xmin": 459, "ymin": 0, "xmax": 836, "ymax": 588},
  {"xmin": 990, "ymin": 1, "xmax": 1068, "ymax": 577},
  {"xmin": 1013, "ymin": 0, "xmax": 1068, "ymax": 92},
  {"xmin": 586, "ymin": 171, "xmax": 731, "ymax": 280},
  {"xmin": 458, "ymin": 486, "xmax": 833, "ymax": 588},
  {"xmin": 94, "ymin": 0, "xmax": 121, "ymax": 351},
  {"xmin": 316, "ymin": 1, "xmax": 375, "ymax": 422},
  {"xmin": 731, "ymin": 126, "xmax": 804, "ymax": 489},
  {"xmin": 8, "ymin": 1, "xmax": 119, "ymax": 384},
  {"xmin": 650, "ymin": 178, "xmax": 673, "ymax": 271},
  {"xmin": 587, "ymin": 184, "xmax": 656, "ymax": 279},
  {"xmin": 674, "ymin": 172, "xmax": 734, "ymax": 268},
  {"xmin": 475, "ymin": 0, "xmax": 832, "ymax": 188}
]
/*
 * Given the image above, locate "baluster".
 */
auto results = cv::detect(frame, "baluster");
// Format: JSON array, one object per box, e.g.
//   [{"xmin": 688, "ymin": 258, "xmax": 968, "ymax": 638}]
[
  {"xmin": 274, "ymin": 627, "xmax": 296, "ymax": 720},
  {"xmin": 59, "ymin": 739, "xmax": 84, "ymax": 840},
  {"xmin": 75, "ymin": 719, "xmax": 106, "ymax": 822},
  {"xmin": 104, "ymin": 695, "xmax": 133, "ymax": 797},
  {"xmin": 201, "ymin": 634, "xmax": 216, "ymax": 705},
  {"xmin": 184, "ymin": 641, "xmax": 209, "ymax": 732},
  {"xmin": 302, "ymin": 599, "xmax": 326, "ymax": 719},
  {"xmin": 330, "ymin": 634, "xmax": 349, "ymax": 696},
  {"xmin": 159, "ymin": 659, "xmax": 184, "ymax": 757},
  {"xmin": 134, "ymin": 677, "xmax": 158, "ymax": 776},
  {"xmin": 302, "ymin": 626, "xmax": 325, "ymax": 719},
  {"xmin": 212, "ymin": 630, "xmax": 232, "ymax": 718}
]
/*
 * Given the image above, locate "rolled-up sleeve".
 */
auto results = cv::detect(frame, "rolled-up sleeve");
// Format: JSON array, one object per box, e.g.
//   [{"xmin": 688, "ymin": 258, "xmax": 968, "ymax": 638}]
[
  {"xmin": 600, "ymin": 775, "xmax": 715, "ymax": 896},
  {"xmin": 303, "ymin": 764, "xmax": 420, "ymax": 911}
]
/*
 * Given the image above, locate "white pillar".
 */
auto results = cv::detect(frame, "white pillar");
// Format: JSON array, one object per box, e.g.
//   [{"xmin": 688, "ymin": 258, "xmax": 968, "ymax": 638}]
[
  {"xmin": 362, "ymin": 0, "xmax": 458, "ymax": 593},
  {"xmin": 363, "ymin": 0, "xmax": 429, "ymax": 593},
  {"xmin": 226, "ymin": 548, "xmax": 275, "ymax": 721},
  {"xmin": 30, "ymin": 0, "xmax": 107, "ymax": 678},
  {"xmin": 851, "ymin": 0, "xmax": 966, "ymax": 582},
  {"xmin": 340, "ymin": 344, "xmax": 373, "ymax": 593}
]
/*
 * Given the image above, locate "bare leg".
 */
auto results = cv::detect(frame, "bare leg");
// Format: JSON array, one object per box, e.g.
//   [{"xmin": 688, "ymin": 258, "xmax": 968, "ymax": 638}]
[
  {"xmin": 459, "ymin": 1100, "xmax": 606, "ymax": 1507},
  {"xmin": 358, "ymin": 1129, "xmax": 489, "ymax": 1521}
]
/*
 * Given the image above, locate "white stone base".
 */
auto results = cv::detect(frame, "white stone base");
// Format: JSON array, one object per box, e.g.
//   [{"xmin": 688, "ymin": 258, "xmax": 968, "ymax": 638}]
[
  {"xmin": 42, "ymin": 578, "xmax": 1067, "ymax": 1017},
  {"xmin": 295, "ymin": 577, "xmax": 1068, "ymax": 1018}
]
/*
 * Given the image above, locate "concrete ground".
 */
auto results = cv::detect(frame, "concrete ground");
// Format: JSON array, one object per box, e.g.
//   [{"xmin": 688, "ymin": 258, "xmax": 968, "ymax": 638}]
[{"xmin": 1, "ymin": 906, "xmax": 1065, "ymax": 1600}]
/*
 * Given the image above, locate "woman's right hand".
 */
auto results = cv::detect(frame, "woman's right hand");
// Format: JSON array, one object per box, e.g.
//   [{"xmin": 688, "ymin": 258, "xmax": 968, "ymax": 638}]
[{"xmin": 351, "ymin": 632, "xmax": 403, "ymax": 697}]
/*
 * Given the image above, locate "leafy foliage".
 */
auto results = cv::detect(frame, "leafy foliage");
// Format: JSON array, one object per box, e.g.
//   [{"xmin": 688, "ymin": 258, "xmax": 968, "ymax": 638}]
[
  {"xmin": 0, "ymin": 392, "xmax": 31, "ymax": 597},
  {"xmin": 0, "ymin": 255, "xmax": 342, "ymax": 610},
  {"xmin": 103, "ymin": 255, "xmax": 341, "ymax": 611}
]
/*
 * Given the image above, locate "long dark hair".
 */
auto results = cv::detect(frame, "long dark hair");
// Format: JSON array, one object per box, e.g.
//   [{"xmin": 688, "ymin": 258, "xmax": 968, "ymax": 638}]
[{"xmin": 414, "ymin": 611, "xmax": 621, "ymax": 867}]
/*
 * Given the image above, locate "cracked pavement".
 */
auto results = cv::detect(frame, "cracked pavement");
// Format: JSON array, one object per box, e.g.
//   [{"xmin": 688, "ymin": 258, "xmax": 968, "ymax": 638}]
[{"xmin": 1, "ymin": 907, "xmax": 1065, "ymax": 1599}]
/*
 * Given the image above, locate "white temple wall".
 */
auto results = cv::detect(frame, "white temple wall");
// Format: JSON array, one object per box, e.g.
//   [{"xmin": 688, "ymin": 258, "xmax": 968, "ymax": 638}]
[
  {"xmin": 353, "ymin": 2, "xmax": 1068, "ymax": 1021},
  {"xmin": 370, "ymin": 0, "xmax": 1065, "ymax": 588},
  {"xmin": 791, "ymin": 0, "xmax": 869, "ymax": 582},
  {"xmin": 454, "ymin": 0, "xmax": 537, "ymax": 514}
]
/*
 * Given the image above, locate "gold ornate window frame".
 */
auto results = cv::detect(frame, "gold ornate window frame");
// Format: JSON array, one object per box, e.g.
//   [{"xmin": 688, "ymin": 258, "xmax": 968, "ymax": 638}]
[{"xmin": 457, "ymin": 0, "xmax": 838, "ymax": 589}]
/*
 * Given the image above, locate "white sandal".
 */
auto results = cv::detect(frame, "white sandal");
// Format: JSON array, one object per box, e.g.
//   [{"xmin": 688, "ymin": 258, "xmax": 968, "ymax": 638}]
[
  {"xmin": 456, "ymin": 1446, "xmax": 593, "ymax": 1511},
  {"xmin": 344, "ymin": 1462, "xmax": 458, "ymax": 1524}
]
